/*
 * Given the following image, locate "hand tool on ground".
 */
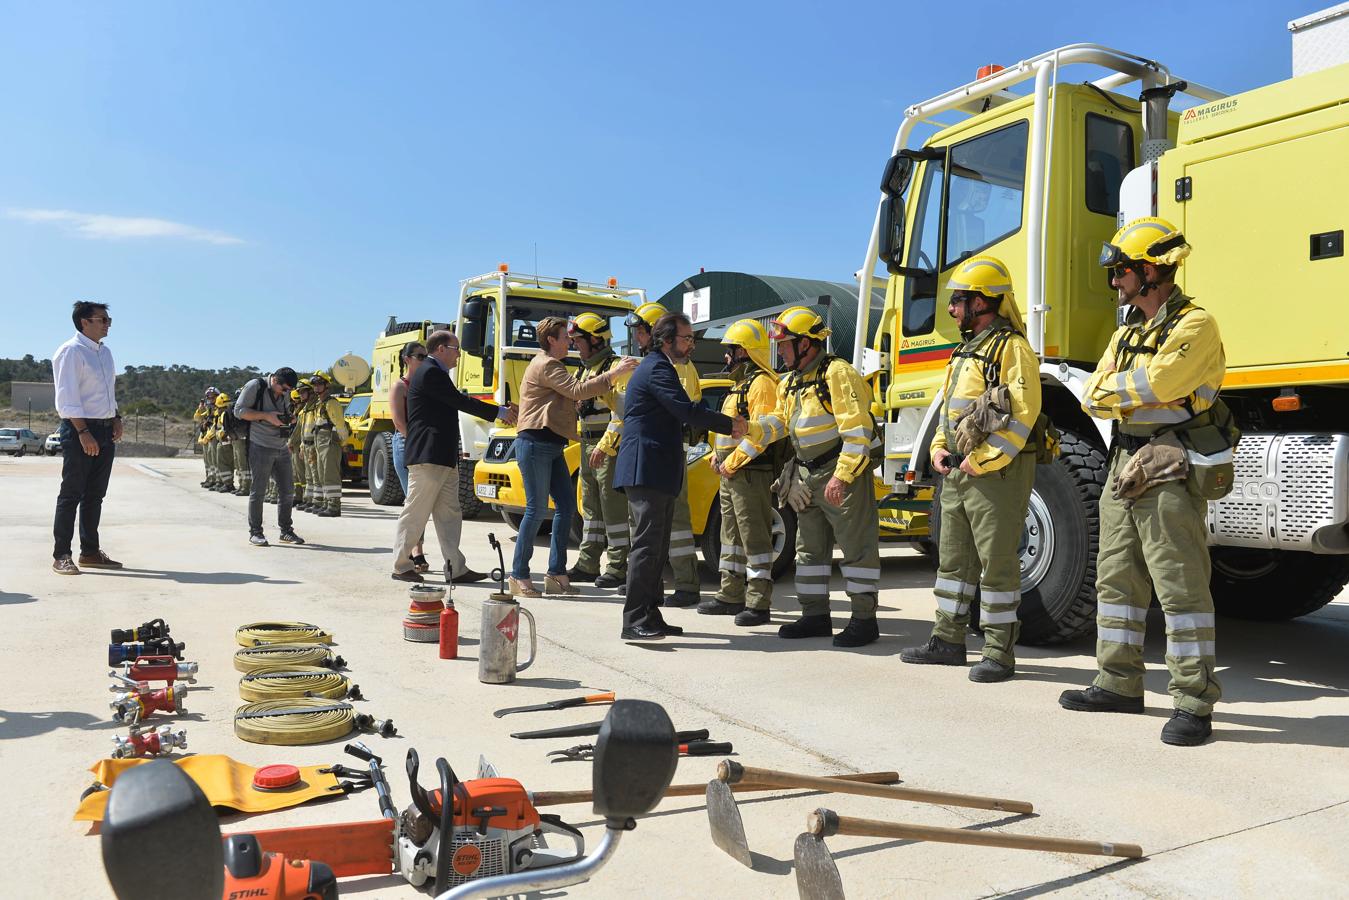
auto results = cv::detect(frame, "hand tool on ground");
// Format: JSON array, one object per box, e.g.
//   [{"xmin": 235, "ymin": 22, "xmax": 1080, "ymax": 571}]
[
  {"xmin": 233, "ymin": 698, "xmax": 394, "ymax": 745},
  {"xmin": 236, "ymin": 621, "xmax": 335, "ymax": 646},
  {"xmin": 110, "ymin": 618, "xmax": 171, "ymax": 643},
  {"xmin": 235, "ymin": 643, "xmax": 345, "ymax": 673},
  {"xmin": 343, "ymin": 741, "xmax": 398, "ymax": 821},
  {"xmin": 100, "ymin": 760, "xmax": 339, "ymax": 900},
  {"xmin": 511, "ymin": 720, "xmax": 709, "ymax": 741},
  {"xmin": 238, "ymin": 666, "xmax": 362, "ymax": 701},
  {"xmin": 76, "ymin": 755, "xmax": 371, "ymax": 822},
  {"xmin": 109, "ymin": 674, "xmax": 188, "ymax": 725},
  {"xmin": 793, "ymin": 808, "xmax": 1144, "ymax": 900},
  {"xmin": 121, "ymin": 655, "xmax": 198, "ymax": 685},
  {"xmin": 707, "ymin": 761, "xmax": 1033, "ymax": 868},
  {"xmin": 526, "ymin": 770, "xmax": 901, "ymax": 808},
  {"xmin": 108, "ymin": 636, "xmax": 186, "ymax": 665},
  {"xmin": 494, "ymin": 691, "xmax": 615, "ymax": 718},
  {"xmin": 548, "ymin": 739, "xmax": 733, "ymax": 762},
  {"xmin": 111, "ymin": 724, "xmax": 188, "ymax": 759},
  {"xmin": 487, "ymin": 532, "xmax": 507, "ymax": 594}
]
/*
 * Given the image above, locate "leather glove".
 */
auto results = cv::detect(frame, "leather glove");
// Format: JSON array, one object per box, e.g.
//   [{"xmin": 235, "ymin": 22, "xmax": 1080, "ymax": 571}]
[
  {"xmin": 955, "ymin": 415, "xmax": 985, "ymax": 456},
  {"xmin": 772, "ymin": 466, "xmax": 812, "ymax": 513},
  {"xmin": 1111, "ymin": 433, "xmax": 1189, "ymax": 508}
]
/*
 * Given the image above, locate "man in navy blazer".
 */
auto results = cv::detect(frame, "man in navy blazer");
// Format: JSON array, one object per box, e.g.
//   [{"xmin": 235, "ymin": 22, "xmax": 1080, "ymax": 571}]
[{"xmin": 615, "ymin": 312, "xmax": 744, "ymax": 640}]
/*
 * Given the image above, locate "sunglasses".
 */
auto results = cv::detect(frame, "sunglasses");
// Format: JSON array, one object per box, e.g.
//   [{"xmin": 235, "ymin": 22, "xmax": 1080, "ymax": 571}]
[{"xmin": 86, "ymin": 316, "xmax": 112, "ymax": 324}]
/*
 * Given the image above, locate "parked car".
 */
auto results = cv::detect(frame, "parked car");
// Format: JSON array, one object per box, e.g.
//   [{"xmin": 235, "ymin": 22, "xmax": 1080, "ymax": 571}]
[
  {"xmin": 0, "ymin": 428, "xmax": 45, "ymax": 456},
  {"xmin": 45, "ymin": 432, "xmax": 62, "ymax": 455}
]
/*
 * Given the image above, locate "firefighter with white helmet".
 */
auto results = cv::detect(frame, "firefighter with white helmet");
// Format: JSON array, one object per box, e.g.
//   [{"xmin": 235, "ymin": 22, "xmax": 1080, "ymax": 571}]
[
  {"xmin": 196, "ymin": 388, "xmax": 218, "ymax": 488},
  {"xmin": 1059, "ymin": 216, "xmax": 1237, "ymax": 746},
  {"xmin": 568, "ymin": 312, "xmax": 634, "ymax": 587},
  {"xmin": 699, "ymin": 319, "xmax": 784, "ymax": 626},
  {"xmin": 900, "ymin": 255, "xmax": 1044, "ymax": 682},
  {"xmin": 750, "ymin": 306, "xmax": 882, "ymax": 647}
]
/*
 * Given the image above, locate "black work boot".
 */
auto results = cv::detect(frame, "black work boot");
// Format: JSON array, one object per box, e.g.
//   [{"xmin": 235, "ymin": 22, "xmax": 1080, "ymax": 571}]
[
  {"xmin": 594, "ymin": 572, "xmax": 624, "ymax": 589},
  {"xmin": 566, "ymin": 566, "xmax": 598, "ymax": 584},
  {"xmin": 832, "ymin": 617, "xmax": 880, "ymax": 648},
  {"xmin": 734, "ymin": 608, "xmax": 771, "ymax": 627},
  {"xmin": 663, "ymin": 590, "xmax": 700, "ymax": 608},
  {"xmin": 778, "ymin": 615, "xmax": 833, "ymax": 639},
  {"xmin": 1161, "ymin": 710, "xmax": 1213, "ymax": 746},
  {"xmin": 697, "ymin": 599, "xmax": 743, "ymax": 616},
  {"xmin": 900, "ymin": 636, "xmax": 967, "ymax": 666},
  {"xmin": 969, "ymin": 657, "xmax": 1015, "ymax": 683},
  {"xmin": 1058, "ymin": 685, "xmax": 1144, "ymax": 714}
]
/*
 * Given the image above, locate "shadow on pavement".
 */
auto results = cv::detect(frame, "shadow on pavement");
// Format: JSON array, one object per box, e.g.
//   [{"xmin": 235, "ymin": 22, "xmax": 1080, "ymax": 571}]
[
  {"xmin": 0, "ymin": 709, "xmax": 105, "ymax": 739},
  {"xmin": 300, "ymin": 545, "xmax": 392, "ymax": 555},
  {"xmin": 0, "ymin": 591, "xmax": 38, "ymax": 605},
  {"xmin": 987, "ymin": 856, "xmax": 1147, "ymax": 899},
  {"xmin": 97, "ymin": 568, "xmax": 300, "ymax": 585}
]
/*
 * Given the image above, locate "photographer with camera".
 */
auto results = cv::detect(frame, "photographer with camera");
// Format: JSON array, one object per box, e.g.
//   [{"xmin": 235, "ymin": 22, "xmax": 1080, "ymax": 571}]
[{"xmin": 234, "ymin": 367, "xmax": 302, "ymax": 547}]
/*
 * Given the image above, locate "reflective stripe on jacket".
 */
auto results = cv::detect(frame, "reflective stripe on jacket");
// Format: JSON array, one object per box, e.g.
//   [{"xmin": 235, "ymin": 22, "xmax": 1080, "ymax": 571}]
[
  {"xmin": 716, "ymin": 367, "xmax": 782, "ymax": 474},
  {"xmin": 752, "ymin": 354, "xmax": 874, "ymax": 484}
]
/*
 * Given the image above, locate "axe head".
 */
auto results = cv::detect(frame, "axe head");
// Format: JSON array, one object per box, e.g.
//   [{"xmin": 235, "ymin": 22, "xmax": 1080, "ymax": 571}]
[
  {"xmin": 792, "ymin": 832, "xmax": 845, "ymax": 900},
  {"xmin": 706, "ymin": 779, "xmax": 753, "ymax": 868}
]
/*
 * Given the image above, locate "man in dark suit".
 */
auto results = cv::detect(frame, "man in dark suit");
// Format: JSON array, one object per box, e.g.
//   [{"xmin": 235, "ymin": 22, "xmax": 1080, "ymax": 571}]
[
  {"xmin": 615, "ymin": 312, "xmax": 745, "ymax": 640},
  {"xmin": 392, "ymin": 329, "xmax": 516, "ymax": 583}
]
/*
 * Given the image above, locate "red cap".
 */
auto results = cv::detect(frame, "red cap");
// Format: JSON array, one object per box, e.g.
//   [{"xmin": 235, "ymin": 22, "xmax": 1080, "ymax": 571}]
[{"xmin": 253, "ymin": 764, "xmax": 302, "ymax": 790}]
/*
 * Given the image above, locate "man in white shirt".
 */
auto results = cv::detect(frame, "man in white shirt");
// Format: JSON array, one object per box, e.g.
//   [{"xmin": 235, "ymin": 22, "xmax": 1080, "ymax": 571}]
[{"xmin": 51, "ymin": 301, "xmax": 124, "ymax": 575}]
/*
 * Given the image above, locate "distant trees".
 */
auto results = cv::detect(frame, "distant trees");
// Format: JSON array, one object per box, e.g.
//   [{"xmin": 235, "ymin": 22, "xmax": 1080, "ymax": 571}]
[{"xmin": 1, "ymin": 357, "xmax": 268, "ymax": 417}]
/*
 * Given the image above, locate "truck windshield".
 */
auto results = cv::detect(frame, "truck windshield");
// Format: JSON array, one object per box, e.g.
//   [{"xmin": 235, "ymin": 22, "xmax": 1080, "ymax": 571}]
[
  {"xmin": 344, "ymin": 395, "xmax": 370, "ymax": 418},
  {"xmin": 504, "ymin": 299, "xmax": 627, "ymax": 351},
  {"xmin": 942, "ymin": 120, "xmax": 1028, "ymax": 268}
]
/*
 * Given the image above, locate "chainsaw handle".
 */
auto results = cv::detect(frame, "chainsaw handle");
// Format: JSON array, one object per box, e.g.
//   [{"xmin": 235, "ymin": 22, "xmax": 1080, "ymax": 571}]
[
  {"xmin": 674, "ymin": 729, "xmax": 710, "ymax": 743},
  {"xmin": 406, "ymin": 748, "xmax": 437, "ymax": 820},
  {"xmin": 680, "ymin": 741, "xmax": 733, "ymax": 757},
  {"xmin": 582, "ymin": 691, "xmax": 615, "ymax": 705}
]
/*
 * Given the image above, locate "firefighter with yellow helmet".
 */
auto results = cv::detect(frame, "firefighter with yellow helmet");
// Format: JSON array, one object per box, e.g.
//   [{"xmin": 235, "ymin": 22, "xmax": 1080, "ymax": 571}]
[
  {"xmin": 752, "ymin": 306, "xmax": 881, "ymax": 647},
  {"xmin": 699, "ymin": 319, "xmax": 784, "ymax": 626},
  {"xmin": 565, "ymin": 312, "xmax": 635, "ymax": 587},
  {"xmin": 600, "ymin": 300, "xmax": 704, "ymax": 605},
  {"xmin": 1059, "ymin": 217, "xmax": 1236, "ymax": 747},
  {"xmin": 230, "ymin": 383, "xmax": 253, "ymax": 497},
  {"xmin": 288, "ymin": 383, "xmax": 309, "ymax": 503},
  {"xmin": 212, "ymin": 391, "xmax": 236, "ymax": 492},
  {"xmin": 900, "ymin": 255, "xmax": 1043, "ymax": 681},
  {"xmin": 196, "ymin": 388, "xmax": 217, "ymax": 488},
  {"xmin": 298, "ymin": 378, "xmax": 320, "ymax": 512},
  {"xmin": 309, "ymin": 370, "xmax": 350, "ymax": 517}
]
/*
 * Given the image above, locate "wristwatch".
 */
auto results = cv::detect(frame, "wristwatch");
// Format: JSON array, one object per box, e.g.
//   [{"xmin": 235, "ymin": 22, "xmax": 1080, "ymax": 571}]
[{"xmin": 78, "ymin": 428, "xmax": 90, "ymax": 435}]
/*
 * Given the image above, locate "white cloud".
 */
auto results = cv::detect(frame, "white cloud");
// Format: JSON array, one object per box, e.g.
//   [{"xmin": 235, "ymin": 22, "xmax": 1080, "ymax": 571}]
[{"xmin": 6, "ymin": 207, "xmax": 245, "ymax": 245}]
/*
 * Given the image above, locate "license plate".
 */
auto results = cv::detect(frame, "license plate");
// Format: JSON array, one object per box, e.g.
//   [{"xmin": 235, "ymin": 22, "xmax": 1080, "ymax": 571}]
[{"xmin": 475, "ymin": 484, "xmax": 498, "ymax": 499}]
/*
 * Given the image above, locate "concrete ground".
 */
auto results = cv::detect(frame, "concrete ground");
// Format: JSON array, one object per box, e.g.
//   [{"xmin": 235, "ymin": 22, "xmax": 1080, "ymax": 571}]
[{"xmin": 2, "ymin": 454, "xmax": 1346, "ymax": 899}]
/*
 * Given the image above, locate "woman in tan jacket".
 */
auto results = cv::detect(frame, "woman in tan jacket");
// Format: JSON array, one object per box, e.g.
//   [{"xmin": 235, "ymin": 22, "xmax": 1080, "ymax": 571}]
[{"xmin": 510, "ymin": 317, "xmax": 637, "ymax": 597}]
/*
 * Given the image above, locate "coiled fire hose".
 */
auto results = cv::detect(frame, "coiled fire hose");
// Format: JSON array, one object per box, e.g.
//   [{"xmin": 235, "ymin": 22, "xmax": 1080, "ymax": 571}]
[
  {"xmin": 238, "ymin": 665, "xmax": 360, "ymax": 701},
  {"xmin": 235, "ymin": 621, "xmax": 334, "ymax": 647},
  {"xmin": 233, "ymin": 698, "xmax": 395, "ymax": 745},
  {"xmin": 234, "ymin": 643, "xmax": 345, "ymax": 673}
]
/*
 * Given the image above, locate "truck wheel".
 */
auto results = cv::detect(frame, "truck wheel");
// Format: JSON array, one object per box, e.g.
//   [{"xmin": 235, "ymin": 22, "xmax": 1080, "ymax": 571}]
[
  {"xmin": 458, "ymin": 461, "xmax": 483, "ymax": 520},
  {"xmin": 15, "ymin": 446, "xmax": 25, "ymax": 458},
  {"xmin": 1211, "ymin": 548, "xmax": 1349, "ymax": 620},
  {"xmin": 367, "ymin": 432, "xmax": 405, "ymax": 506},
  {"xmin": 698, "ymin": 503, "xmax": 797, "ymax": 580}
]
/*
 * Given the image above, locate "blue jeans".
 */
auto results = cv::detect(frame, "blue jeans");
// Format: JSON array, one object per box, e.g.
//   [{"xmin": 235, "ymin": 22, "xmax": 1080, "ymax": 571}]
[
  {"xmin": 391, "ymin": 431, "xmax": 410, "ymax": 494},
  {"xmin": 512, "ymin": 435, "xmax": 573, "ymax": 579}
]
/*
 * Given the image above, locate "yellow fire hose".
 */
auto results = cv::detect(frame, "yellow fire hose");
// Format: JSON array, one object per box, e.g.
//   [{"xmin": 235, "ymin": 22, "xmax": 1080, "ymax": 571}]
[
  {"xmin": 234, "ymin": 643, "xmax": 344, "ymax": 673},
  {"xmin": 235, "ymin": 621, "xmax": 334, "ymax": 647},
  {"xmin": 233, "ymin": 699, "xmax": 395, "ymax": 745},
  {"xmin": 238, "ymin": 665, "xmax": 358, "ymax": 701}
]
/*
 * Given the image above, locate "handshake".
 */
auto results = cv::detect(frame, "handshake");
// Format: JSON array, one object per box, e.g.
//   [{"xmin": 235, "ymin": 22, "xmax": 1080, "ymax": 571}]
[{"xmin": 499, "ymin": 402, "xmax": 519, "ymax": 426}]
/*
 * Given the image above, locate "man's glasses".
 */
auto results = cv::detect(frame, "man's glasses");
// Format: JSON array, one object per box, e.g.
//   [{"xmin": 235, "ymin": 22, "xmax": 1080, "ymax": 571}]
[
  {"xmin": 675, "ymin": 334, "xmax": 696, "ymax": 344},
  {"xmin": 86, "ymin": 316, "xmax": 112, "ymax": 324}
]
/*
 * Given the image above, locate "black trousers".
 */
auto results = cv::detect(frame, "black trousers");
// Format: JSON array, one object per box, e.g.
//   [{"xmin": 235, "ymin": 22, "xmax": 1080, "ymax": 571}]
[
  {"xmin": 52, "ymin": 418, "xmax": 116, "ymax": 559},
  {"xmin": 622, "ymin": 485, "xmax": 676, "ymax": 631}
]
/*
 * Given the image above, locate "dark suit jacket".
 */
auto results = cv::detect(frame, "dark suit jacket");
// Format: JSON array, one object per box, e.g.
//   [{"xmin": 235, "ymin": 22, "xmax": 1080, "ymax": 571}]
[
  {"xmin": 614, "ymin": 352, "xmax": 733, "ymax": 496},
  {"xmin": 406, "ymin": 358, "xmax": 499, "ymax": 468}
]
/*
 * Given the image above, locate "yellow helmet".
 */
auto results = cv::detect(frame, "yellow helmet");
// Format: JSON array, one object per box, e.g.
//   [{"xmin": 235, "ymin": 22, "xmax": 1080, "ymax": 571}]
[
  {"xmin": 298, "ymin": 378, "xmax": 313, "ymax": 390},
  {"xmin": 567, "ymin": 311, "xmax": 611, "ymax": 341},
  {"xmin": 1099, "ymin": 217, "xmax": 1191, "ymax": 268},
  {"xmin": 946, "ymin": 254, "xmax": 1014, "ymax": 298},
  {"xmin": 310, "ymin": 370, "xmax": 330, "ymax": 385},
  {"xmin": 769, "ymin": 306, "xmax": 830, "ymax": 341},
  {"xmin": 214, "ymin": 393, "xmax": 231, "ymax": 408},
  {"xmin": 624, "ymin": 301, "xmax": 667, "ymax": 330},
  {"xmin": 722, "ymin": 319, "xmax": 773, "ymax": 374},
  {"xmin": 290, "ymin": 388, "xmax": 302, "ymax": 401}
]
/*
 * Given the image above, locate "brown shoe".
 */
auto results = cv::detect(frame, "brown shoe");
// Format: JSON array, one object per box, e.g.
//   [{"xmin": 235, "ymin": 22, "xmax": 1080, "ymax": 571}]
[
  {"xmin": 78, "ymin": 550, "xmax": 123, "ymax": 570},
  {"xmin": 53, "ymin": 555, "xmax": 81, "ymax": 575},
  {"xmin": 391, "ymin": 569, "xmax": 425, "ymax": 583}
]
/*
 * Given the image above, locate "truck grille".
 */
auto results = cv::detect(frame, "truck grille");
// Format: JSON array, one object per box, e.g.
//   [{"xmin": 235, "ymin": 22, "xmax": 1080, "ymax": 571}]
[
  {"xmin": 1208, "ymin": 433, "xmax": 1349, "ymax": 552},
  {"xmin": 485, "ymin": 437, "xmax": 515, "ymax": 462}
]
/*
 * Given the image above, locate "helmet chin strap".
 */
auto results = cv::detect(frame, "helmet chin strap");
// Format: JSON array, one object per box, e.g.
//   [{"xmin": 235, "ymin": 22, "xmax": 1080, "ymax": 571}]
[{"xmin": 790, "ymin": 336, "xmax": 812, "ymax": 371}]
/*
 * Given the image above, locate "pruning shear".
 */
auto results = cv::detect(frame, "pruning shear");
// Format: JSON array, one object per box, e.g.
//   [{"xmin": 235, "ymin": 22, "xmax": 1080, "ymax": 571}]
[{"xmin": 548, "ymin": 737, "xmax": 733, "ymax": 763}]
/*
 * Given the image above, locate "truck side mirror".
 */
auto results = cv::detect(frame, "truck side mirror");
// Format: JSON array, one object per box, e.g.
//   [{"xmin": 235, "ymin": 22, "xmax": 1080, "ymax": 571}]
[
  {"xmin": 880, "ymin": 153, "xmax": 914, "ymax": 197},
  {"xmin": 878, "ymin": 195, "xmax": 907, "ymax": 274},
  {"xmin": 460, "ymin": 298, "xmax": 487, "ymax": 356}
]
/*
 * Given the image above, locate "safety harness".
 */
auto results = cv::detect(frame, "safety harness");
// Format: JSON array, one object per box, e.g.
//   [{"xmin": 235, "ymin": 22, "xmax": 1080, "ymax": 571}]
[
  {"xmin": 785, "ymin": 355, "xmax": 880, "ymax": 476},
  {"xmin": 578, "ymin": 353, "xmax": 617, "ymax": 438}
]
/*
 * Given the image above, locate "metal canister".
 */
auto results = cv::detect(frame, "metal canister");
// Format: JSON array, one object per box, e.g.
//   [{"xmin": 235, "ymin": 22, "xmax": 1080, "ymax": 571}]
[{"xmin": 477, "ymin": 593, "xmax": 536, "ymax": 684}]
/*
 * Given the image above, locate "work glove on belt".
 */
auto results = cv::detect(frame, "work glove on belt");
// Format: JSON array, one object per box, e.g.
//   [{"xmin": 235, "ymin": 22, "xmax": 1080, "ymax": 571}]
[
  {"xmin": 953, "ymin": 385, "xmax": 1012, "ymax": 456},
  {"xmin": 1111, "ymin": 432, "xmax": 1189, "ymax": 508},
  {"xmin": 773, "ymin": 465, "xmax": 812, "ymax": 513}
]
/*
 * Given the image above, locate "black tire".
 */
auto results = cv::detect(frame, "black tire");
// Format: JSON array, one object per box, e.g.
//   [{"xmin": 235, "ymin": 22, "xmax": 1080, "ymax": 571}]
[
  {"xmin": 367, "ymin": 432, "xmax": 405, "ymax": 506},
  {"xmin": 1211, "ymin": 548, "xmax": 1349, "ymax": 620},
  {"xmin": 15, "ymin": 446, "xmax": 24, "ymax": 458},
  {"xmin": 458, "ymin": 460, "xmax": 484, "ymax": 520},
  {"xmin": 699, "ymin": 502, "xmax": 797, "ymax": 580},
  {"xmin": 930, "ymin": 428, "xmax": 1106, "ymax": 645}
]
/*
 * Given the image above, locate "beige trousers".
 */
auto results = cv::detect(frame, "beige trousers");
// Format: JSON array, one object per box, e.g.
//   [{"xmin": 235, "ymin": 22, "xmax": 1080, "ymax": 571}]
[{"xmin": 392, "ymin": 463, "xmax": 466, "ymax": 576}]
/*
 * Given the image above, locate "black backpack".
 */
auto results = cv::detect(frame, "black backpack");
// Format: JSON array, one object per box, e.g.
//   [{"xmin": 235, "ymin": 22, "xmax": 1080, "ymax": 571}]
[{"xmin": 222, "ymin": 378, "xmax": 267, "ymax": 441}]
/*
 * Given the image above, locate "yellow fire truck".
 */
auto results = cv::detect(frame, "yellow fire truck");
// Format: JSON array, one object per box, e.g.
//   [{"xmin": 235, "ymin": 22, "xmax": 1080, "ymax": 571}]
[{"xmin": 852, "ymin": 22, "xmax": 1349, "ymax": 642}]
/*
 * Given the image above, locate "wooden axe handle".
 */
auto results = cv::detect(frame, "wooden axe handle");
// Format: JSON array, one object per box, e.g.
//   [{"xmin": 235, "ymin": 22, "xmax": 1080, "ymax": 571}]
[
  {"xmin": 531, "ymin": 770, "xmax": 901, "ymax": 808},
  {"xmin": 719, "ymin": 761, "xmax": 1033, "ymax": 815},
  {"xmin": 807, "ymin": 809, "xmax": 1142, "ymax": 859}
]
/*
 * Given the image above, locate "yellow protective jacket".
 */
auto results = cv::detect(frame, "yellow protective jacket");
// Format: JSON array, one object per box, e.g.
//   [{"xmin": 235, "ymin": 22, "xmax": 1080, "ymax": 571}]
[
  {"xmin": 299, "ymin": 398, "xmax": 317, "ymax": 442},
  {"xmin": 930, "ymin": 317, "xmax": 1042, "ymax": 475},
  {"xmin": 595, "ymin": 354, "xmax": 698, "ymax": 457},
  {"xmin": 752, "ymin": 353, "xmax": 875, "ymax": 484},
  {"xmin": 715, "ymin": 365, "xmax": 782, "ymax": 475},
  {"xmin": 1082, "ymin": 288, "xmax": 1224, "ymax": 436},
  {"xmin": 577, "ymin": 349, "xmax": 625, "ymax": 442},
  {"xmin": 194, "ymin": 406, "xmax": 210, "ymax": 444},
  {"xmin": 314, "ymin": 395, "xmax": 350, "ymax": 442}
]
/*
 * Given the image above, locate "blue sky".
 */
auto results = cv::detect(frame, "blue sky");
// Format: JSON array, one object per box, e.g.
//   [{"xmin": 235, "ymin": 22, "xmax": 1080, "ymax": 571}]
[{"xmin": 0, "ymin": 0, "xmax": 1318, "ymax": 371}]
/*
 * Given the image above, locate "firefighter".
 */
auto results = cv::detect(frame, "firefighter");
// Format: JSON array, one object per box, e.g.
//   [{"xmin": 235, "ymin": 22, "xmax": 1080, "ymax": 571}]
[
  {"xmin": 1059, "ymin": 217, "xmax": 1235, "ymax": 747},
  {"xmin": 753, "ymin": 306, "xmax": 881, "ymax": 647},
  {"xmin": 309, "ymin": 371, "xmax": 350, "ymax": 517},
  {"xmin": 900, "ymin": 256, "xmax": 1042, "ymax": 682},
  {"xmin": 700, "ymin": 319, "xmax": 783, "ymax": 627},
  {"xmin": 231, "ymin": 383, "xmax": 253, "ymax": 497},
  {"xmin": 213, "ymin": 392, "xmax": 235, "ymax": 492},
  {"xmin": 195, "ymin": 390, "xmax": 216, "ymax": 488},
  {"xmin": 567, "ymin": 312, "xmax": 633, "ymax": 588},
  {"xmin": 604, "ymin": 300, "xmax": 704, "ymax": 605},
  {"xmin": 299, "ymin": 378, "xmax": 320, "ymax": 512},
  {"xmin": 288, "ymin": 384, "xmax": 309, "ymax": 503}
]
